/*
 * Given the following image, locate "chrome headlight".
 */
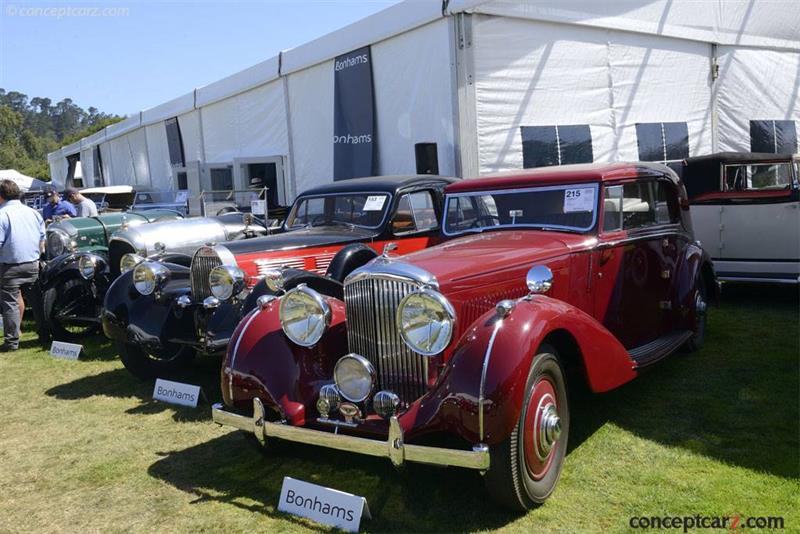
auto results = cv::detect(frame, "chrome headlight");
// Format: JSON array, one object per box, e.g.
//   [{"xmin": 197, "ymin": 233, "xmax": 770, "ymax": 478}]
[
  {"xmin": 279, "ymin": 284, "xmax": 330, "ymax": 347},
  {"xmin": 397, "ymin": 288, "xmax": 456, "ymax": 356},
  {"xmin": 120, "ymin": 253, "xmax": 144, "ymax": 274},
  {"xmin": 46, "ymin": 229, "xmax": 70, "ymax": 257},
  {"xmin": 77, "ymin": 255, "xmax": 97, "ymax": 279},
  {"xmin": 334, "ymin": 354, "xmax": 376, "ymax": 403},
  {"xmin": 209, "ymin": 265, "xmax": 247, "ymax": 301},
  {"xmin": 132, "ymin": 261, "xmax": 170, "ymax": 296}
]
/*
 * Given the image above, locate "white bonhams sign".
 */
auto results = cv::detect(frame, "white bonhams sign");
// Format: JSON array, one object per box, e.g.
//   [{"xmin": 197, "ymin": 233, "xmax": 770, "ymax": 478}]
[
  {"xmin": 152, "ymin": 378, "xmax": 201, "ymax": 408},
  {"xmin": 278, "ymin": 477, "xmax": 370, "ymax": 532},
  {"xmin": 49, "ymin": 341, "xmax": 82, "ymax": 360}
]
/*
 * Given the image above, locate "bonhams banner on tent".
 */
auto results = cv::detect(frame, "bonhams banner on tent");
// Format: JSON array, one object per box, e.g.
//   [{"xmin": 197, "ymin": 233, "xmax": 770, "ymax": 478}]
[{"xmin": 333, "ymin": 46, "xmax": 376, "ymax": 181}]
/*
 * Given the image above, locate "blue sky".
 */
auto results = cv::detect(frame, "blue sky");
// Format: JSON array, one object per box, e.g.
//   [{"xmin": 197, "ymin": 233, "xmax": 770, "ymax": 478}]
[{"xmin": 0, "ymin": 0, "xmax": 401, "ymax": 116}]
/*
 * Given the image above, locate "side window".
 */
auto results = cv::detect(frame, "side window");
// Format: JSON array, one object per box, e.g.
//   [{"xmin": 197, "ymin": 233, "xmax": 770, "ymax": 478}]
[
  {"xmin": 603, "ymin": 185, "xmax": 623, "ymax": 232},
  {"xmin": 614, "ymin": 181, "xmax": 677, "ymax": 230},
  {"xmin": 724, "ymin": 163, "xmax": 793, "ymax": 191},
  {"xmin": 392, "ymin": 191, "xmax": 437, "ymax": 234},
  {"xmin": 408, "ymin": 191, "xmax": 438, "ymax": 231}
]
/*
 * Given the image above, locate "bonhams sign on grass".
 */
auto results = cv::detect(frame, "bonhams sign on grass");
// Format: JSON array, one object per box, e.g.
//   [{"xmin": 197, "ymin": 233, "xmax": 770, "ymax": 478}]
[
  {"xmin": 278, "ymin": 476, "xmax": 370, "ymax": 532},
  {"xmin": 152, "ymin": 378, "xmax": 201, "ymax": 408},
  {"xmin": 49, "ymin": 341, "xmax": 82, "ymax": 360}
]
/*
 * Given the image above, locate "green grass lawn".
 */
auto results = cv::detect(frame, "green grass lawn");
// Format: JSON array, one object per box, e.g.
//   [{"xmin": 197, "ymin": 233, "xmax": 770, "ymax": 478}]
[{"xmin": 0, "ymin": 285, "xmax": 797, "ymax": 533}]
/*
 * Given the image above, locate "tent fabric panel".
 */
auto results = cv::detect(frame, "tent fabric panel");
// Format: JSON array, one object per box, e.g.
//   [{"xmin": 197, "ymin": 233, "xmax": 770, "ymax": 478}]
[
  {"xmin": 281, "ymin": 0, "xmax": 442, "ymax": 75},
  {"xmin": 716, "ymin": 46, "xmax": 800, "ymax": 153},
  {"xmin": 146, "ymin": 123, "xmax": 173, "ymax": 191},
  {"xmin": 141, "ymin": 91, "xmax": 195, "ymax": 126},
  {"xmin": 287, "ymin": 60, "xmax": 335, "ymax": 199},
  {"xmin": 177, "ymin": 110, "xmax": 204, "ymax": 164},
  {"xmin": 371, "ymin": 19, "xmax": 456, "ymax": 177},
  {"xmin": 79, "ymin": 147, "xmax": 95, "ymax": 187},
  {"xmin": 471, "ymin": 16, "xmax": 615, "ymax": 173},
  {"xmin": 608, "ymin": 31, "xmax": 712, "ymax": 162},
  {"xmin": 48, "ymin": 157, "xmax": 68, "ymax": 189},
  {"xmin": 196, "ymin": 56, "xmax": 280, "ymax": 107},
  {"xmin": 107, "ymin": 135, "xmax": 137, "ymax": 187},
  {"xmin": 105, "ymin": 114, "xmax": 142, "ymax": 141},
  {"xmin": 450, "ymin": 0, "xmax": 800, "ymax": 51},
  {"xmin": 200, "ymin": 79, "xmax": 289, "ymax": 163},
  {"xmin": 127, "ymin": 128, "xmax": 151, "ymax": 188}
]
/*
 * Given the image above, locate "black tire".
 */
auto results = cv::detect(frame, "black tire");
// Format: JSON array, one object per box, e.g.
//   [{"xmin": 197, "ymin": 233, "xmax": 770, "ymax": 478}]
[
  {"xmin": 483, "ymin": 346, "xmax": 570, "ymax": 511},
  {"xmin": 681, "ymin": 275, "xmax": 708, "ymax": 353},
  {"xmin": 43, "ymin": 276, "xmax": 100, "ymax": 341},
  {"xmin": 118, "ymin": 340, "xmax": 196, "ymax": 380}
]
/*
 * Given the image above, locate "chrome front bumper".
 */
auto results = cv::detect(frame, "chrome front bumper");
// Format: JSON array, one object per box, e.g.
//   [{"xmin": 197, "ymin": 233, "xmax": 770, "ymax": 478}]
[{"xmin": 212, "ymin": 398, "xmax": 490, "ymax": 471}]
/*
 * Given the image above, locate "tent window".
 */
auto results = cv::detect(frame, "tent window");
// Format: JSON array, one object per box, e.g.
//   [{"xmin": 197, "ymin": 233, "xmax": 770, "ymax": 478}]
[
  {"xmin": 635, "ymin": 122, "xmax": 689, "ymax": 163},
  {"xmin": 165, "ymin": 117, "xmax": 186, "ymax": 167},
  {"xmin": 209, "ymin": 167, "xmax": 233, "ymax": 191},
  {"xmin": 92, "ymin": 146, "xmax": 105, "ymax": 187},
  {"xmin": 750, "ymin": 120, "xmax": 798, "ymax": 154},
  {"xmin": 521, "ymin": 125, "xmax": 593, "ymax": 168},
  {"xmin": 65, "ymin": 153, "xmax": 81, "ymax": 188}
]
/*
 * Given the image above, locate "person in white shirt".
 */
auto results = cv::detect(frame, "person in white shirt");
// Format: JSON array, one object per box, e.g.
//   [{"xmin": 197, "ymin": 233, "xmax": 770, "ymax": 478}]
[{"xmin": 65, "ymin": 187, "xmax": 98, "ymax": 218}]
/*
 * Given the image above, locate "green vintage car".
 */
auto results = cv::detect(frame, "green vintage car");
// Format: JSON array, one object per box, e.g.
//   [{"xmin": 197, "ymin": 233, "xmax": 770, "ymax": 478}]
[{"xmin": 39, "ymin": 209, "xmax": 184, "ymax": 340}]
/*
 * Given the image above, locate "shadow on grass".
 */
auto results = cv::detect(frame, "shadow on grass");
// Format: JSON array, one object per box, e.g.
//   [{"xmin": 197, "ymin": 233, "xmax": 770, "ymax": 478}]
[
  {"xmin": 44, "ymin": 352, "xmax": 225, "ymax": 423},
  {"xmin": 597, "ymin": 283, "xmax": 799, "ymax": 479},
  {"xmin": 148, "ymin": 432, "xmax": 524, "ymax": 532}
]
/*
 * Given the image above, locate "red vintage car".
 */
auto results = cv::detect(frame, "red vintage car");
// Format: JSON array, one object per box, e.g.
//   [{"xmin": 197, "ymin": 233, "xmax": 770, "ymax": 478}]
[{"xmin": 212, "ymin": 163, "xmax": 717, "ymax": 510}]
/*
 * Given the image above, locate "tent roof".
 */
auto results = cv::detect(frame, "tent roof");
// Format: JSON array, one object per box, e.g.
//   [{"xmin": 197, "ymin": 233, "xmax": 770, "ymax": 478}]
[
  {"xmin": 48, "ymin": 0, "xmax": 800, "ymax": 161},
  {"xmin": 0, "ymin": 169, "xmax": 49, "ymax": 192}
]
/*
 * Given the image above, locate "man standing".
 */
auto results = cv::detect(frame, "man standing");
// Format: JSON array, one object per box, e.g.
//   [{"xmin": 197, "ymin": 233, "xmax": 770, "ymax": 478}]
[
  {"xmin": 65, "ymin": 187, "xmax": 98, "ymax": 217},
  {"xmin": 0, "ymin": 180, "xmax": 46, "ymax": 352},
  {"xmin": 42, "ymin": 188, "xmax": 76, "ymax": 223}
]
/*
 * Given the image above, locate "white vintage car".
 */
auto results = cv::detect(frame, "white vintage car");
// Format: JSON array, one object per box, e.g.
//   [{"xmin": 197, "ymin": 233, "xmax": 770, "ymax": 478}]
[{"xmin": 683, "ymin": 152, "xmax": 799, "ymax": 284}]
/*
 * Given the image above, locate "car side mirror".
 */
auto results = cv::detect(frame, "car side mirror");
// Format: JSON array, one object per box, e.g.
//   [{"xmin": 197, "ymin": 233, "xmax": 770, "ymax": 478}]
[{"xmin": 526, "ymin": 265, "xmax": 553, "ymax": 296}]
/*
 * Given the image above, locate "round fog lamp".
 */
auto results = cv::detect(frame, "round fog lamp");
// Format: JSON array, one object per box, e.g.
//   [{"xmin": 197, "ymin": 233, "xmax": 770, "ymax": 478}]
[
  {"xmin": 333, "ymin": 354, "xmax": 376, "ymax": 403},
  {"xmin": 396, "ymin": 289, "xmax": 456, "ymax": 356},
  {"xmin": 77, "ymin": 255, "xmax": 97, "ymax": 279}
]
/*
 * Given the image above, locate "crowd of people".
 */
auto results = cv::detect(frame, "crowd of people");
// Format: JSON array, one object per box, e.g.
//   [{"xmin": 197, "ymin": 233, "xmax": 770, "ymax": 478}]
[{"xmin": 0, "ymin": 180, "xmax": 97, "ymax": 351}]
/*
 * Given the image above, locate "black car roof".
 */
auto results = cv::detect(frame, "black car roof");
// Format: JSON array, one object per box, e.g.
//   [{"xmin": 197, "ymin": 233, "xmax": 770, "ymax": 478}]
[
  {"xmin": 681, "ymin": 152, "xmax": 797, "ymax": 199},
  {"xmin": 684, "ymin": 152, "xmax": 796, "ymax": 167},
  {"xmin": 296, "ymin": 175, "xmax": 457, "ymax": 197}
]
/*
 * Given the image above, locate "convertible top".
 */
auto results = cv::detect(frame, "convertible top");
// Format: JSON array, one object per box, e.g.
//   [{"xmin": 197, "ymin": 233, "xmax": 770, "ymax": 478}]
[
  {"xmin": 298, "ymin": 175, "xmax": 457, "ymax": 197},
  {"xmin": 681, "ymin": 152, "xmax": 797, "ymax": 198}
]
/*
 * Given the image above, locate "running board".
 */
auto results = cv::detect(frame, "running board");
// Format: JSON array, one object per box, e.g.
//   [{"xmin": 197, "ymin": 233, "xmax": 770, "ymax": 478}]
[{"xmin": 629, "ymin": 330, "xmax": 692, "ymax": 369}]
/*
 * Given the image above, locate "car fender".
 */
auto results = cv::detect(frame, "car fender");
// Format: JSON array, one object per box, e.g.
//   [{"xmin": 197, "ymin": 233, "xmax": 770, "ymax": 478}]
[
  {"xmin": 221, "ymin": 296, "xmax": 348, "ymax": 425},
  {"xmin": 324, "ymin": 243, "xmax": 379, "ymax": 282},
  {"xmin": 412, "ymin": 296, "xmax": 637, "ymax": 445},
  {"xmin": 101, "ymin": 263, "xmax": 192, "ymax": 346},
  {"xmin": 674, "ymin": 241, "xmax": 718, "ymax": 325},
  {"xmin": 40, "ymin": 252, "xmax": 108, "ymax": 287}
]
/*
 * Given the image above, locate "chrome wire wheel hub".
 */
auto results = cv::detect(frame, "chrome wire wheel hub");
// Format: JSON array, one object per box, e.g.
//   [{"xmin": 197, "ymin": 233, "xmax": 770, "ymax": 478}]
[{"xmin": 537, "ymin": 402, "xmax": 561, "ymax": 459}]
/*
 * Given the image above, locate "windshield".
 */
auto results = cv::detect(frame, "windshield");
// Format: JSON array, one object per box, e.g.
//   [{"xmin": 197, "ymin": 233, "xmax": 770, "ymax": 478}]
[
  {"xmin": 132, "ymin": 191, "xmax": 188, "ymax": 205},
  {"xmin": 286, "ymin": 193, "xmax": 390, "ymax": 229},
  {"xmin": 443, "ymin": 184, "xmax": 598, "ymax": 236}
]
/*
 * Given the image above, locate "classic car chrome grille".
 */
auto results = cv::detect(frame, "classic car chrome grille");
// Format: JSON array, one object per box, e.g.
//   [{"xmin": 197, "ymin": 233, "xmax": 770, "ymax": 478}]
[
  {"xmin": 254, "ymin": 252, "xmax": 336, "ymax": 277},
  {"xmin": 344, "ymin": 276, "xmax": 428, "ymax": 404},
  {"xmin": 190, "ymin": 247, "xmax": 222, "ymax": 299}
]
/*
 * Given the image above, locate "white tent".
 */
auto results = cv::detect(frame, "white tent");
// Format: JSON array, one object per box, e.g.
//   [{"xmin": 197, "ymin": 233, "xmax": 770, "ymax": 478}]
[
  {"xmin": 0, "ymin": 169, "xmax": 49, "ymax": 192},
  {"xmin": 47, "ymin": 0, "xmax": 800, "ymax": 197}
]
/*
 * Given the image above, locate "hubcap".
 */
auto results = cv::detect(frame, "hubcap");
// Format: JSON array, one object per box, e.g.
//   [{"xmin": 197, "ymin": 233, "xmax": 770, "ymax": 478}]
[
  {"xmin": 695, "ymin": 292, "xmax": 707, "ymax": 315},
  {"xmin": 538, "ymin": 404, "xmax": 562, "ymax": 457},
  {"xmin": 523, "ymin": 377, "xmax": 561, "ymax": 480}
]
